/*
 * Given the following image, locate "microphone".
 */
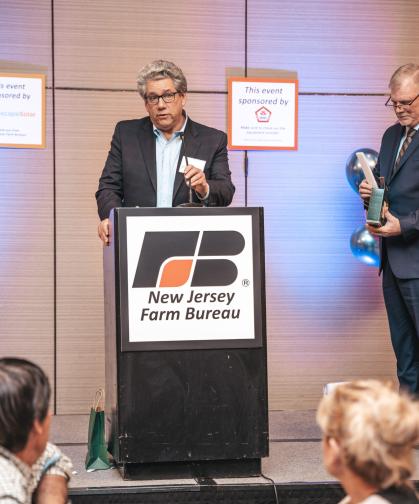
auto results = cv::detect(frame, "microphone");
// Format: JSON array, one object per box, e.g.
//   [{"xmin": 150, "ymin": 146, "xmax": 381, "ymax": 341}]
[
  {"xmin": 179, "ymin": 132, "xmax": 193, "ymax": 205},
  {"xmin": 179, "ymin": 132, "xmax": 189, "ymax": 166}
]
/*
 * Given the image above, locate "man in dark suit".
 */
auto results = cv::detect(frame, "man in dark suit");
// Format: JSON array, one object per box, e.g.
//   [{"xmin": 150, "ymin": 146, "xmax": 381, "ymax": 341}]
[
  {"xmin": 359, "ymin": 63, "xmax": 419, "ymax": 395},
  {"xmin": 96, "ymin": 60, "xmax": 235, "ymax": 244}
]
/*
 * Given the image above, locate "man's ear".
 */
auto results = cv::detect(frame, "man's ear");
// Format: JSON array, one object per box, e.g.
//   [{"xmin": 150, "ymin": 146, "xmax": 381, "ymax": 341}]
[
  {"xmin": 23, "ymin": 419, "xmax": 42, "ymax": 453},
  {"xmin": 32, "ymin": 418, "xmax": 44, "ymax": 436}
]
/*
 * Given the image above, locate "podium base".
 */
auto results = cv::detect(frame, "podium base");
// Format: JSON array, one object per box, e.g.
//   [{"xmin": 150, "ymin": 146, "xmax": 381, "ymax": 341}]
[{"xmin": 118, "ymin": 458, "xmax": 261, "ymax": 481}]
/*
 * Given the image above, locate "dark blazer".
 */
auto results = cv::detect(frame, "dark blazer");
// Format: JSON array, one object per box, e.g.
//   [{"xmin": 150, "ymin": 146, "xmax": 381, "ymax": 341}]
[
  {"xmin": 375, "ymin": 122, "xmax": 419, "ymax": 278},
  {"xmin": 96, "ymin": 116, "xmax": 235, "ymax": 220}
]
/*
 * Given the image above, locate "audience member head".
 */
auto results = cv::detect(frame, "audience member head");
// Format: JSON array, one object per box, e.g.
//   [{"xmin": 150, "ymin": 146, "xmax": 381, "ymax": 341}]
[
  {"xmin": 0, "ymin": 358, "xmax": 51, "ymax": 461},
  {"xmin": 317, "ymin": 380, "xmax": 419, "ymax": 490}
]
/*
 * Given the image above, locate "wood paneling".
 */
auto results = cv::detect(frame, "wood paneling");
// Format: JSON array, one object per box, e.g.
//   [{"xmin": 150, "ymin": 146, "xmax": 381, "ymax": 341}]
[
  {"xmin": 248, "ymin": 95, "xmax": 396, "ymax": 408},
  {"xmin": 53, "ymin": 0, "xmax": 245, "ymax": 91},
  {"xmin": 0, "ymin": 90, "xmax": 54, "ymax": 398},
  {"xmin": 54, "ymin": 90, "xmax": 242, "ymax": 412},
  {"xmin": 248, "ymin": 0, "xmax": 419, "ymax": 93},
  {"xmin": 0, "ymin": 0, "xmax": 52, "ymax": 80},
  {"xmin": 1, "ymin": 0, "xmax": 418, "ymax": 413}
]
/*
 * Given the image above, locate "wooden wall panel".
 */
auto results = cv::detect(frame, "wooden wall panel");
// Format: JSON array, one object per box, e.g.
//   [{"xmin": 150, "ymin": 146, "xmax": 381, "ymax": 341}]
[
  {"xmin": 55, "ymin": 90, "xmax": 241, "ymax": 412},
  {"xmin": 0, "ymin": 0, "xmax": 52, "ymax": 80},
  {"xmin": 248, "ymin": 0, "xmax": 419, "ymax": 93},
  {"xmin": 0, "ymin": 0, "xmax": 53, "ymax": 398},
  {"xmin": 53, "ymin": 0, "xmax": 245, "ymax": 91},
  {"xmin": 2, "ymin": 0, "xmax": 418, "ymax": 413},
  {"xmin": 248, "ymin": 95, "xmax": 396, "ymax": 409},
  {"xmin": 0, "ymin": 90, "xmax": 54, "ymax": 399}
]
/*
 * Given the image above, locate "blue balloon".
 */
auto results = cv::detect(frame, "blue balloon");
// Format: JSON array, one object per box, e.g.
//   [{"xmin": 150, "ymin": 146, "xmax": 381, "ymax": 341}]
[
  {"xmin": 350, "ymin": 225, "xmax": 380, "ymax": 267},
  {"xmin": 346, "ymin": 148, "xmax": 378, "ymax": 192}
]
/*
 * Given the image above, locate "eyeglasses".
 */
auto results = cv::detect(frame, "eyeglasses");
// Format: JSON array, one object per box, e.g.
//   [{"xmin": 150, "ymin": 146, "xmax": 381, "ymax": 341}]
[
  {"xmin": 385, "ymin": 93, "xmax": 419, "ymax": 109},
  {"xmin": 144, "ymin": 91, "xmax": 180, "ymax": 105}
]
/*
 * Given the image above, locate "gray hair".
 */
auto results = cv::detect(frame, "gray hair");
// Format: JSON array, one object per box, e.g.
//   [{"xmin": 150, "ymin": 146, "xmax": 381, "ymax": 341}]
[
  {"xmin": 389, "ymin": 63, "xmax": 419, "ymax": 89},
  {"xmin": 0, "ymin": 358, "xmax": 50, "ymax": 452},
  {"xmin": 137, "ymin": 60, "xmax": 188, "ymax": 99}
]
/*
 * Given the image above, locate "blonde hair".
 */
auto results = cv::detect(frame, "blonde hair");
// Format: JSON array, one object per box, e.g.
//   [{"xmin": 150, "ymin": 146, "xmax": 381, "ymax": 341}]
[
  {"xmin": 317, "ymin": 380, "xmax": 419, "ymax": 489},
  {"xmin": 389, "ymin": 63, "xmax": 419, "ymax": 89}
]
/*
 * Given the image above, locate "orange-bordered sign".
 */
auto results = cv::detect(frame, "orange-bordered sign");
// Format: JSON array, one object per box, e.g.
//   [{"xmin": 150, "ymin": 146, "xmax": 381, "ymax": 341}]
[
  {"xmin": 228, "ymin": 77, "xmax": 298, "ymax": 151},
  {"xmin": 0, "ymin": 73, "xmax": 46, "ymax": 149}
]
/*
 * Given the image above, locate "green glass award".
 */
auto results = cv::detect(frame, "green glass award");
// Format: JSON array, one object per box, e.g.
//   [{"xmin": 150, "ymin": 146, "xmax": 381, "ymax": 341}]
[
  {"xmin": 356, "ymin": 151, "xmax": 386, "ymax": 227},
  {"xmin": 366, "ymin": 187, "xmax": 386, "ymax": 227}
]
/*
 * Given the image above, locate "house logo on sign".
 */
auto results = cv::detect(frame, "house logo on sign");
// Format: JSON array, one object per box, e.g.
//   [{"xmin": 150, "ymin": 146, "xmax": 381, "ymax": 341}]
[{"xmin": 255, "ymin": 106, "xmax": 271, "ymax": 123}]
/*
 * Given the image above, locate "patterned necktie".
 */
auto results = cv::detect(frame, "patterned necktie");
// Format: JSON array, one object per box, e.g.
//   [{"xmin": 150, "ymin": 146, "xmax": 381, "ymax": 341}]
[{"xmin": 393, "ymin": 127, "xmax": 417, "ymax": 173}]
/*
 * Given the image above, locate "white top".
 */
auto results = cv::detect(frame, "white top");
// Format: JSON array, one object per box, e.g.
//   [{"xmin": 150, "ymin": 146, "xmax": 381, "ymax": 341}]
[{"xmin": 339, "ymin": 496, "xmax": 390, "ymax": 504}]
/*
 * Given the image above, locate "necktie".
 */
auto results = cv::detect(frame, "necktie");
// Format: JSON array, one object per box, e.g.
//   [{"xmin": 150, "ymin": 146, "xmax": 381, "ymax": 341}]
[{"xmin": 393, "ymin": 127, "xmax": 417, "ymax": 173}]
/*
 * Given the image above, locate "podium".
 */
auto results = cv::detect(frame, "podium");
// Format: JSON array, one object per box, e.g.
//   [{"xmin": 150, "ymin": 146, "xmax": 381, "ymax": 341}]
[{"xmin": 103, "ymin": 207, "xmax": 268, "ymax": 479}]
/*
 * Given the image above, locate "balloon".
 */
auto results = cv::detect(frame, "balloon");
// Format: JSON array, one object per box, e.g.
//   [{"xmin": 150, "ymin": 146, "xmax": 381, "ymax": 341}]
[
  {"xmin": 346, "ymin": 148, "xmax": 378, "ymax": 192},
  {"xmin": 350, "ymin": 225, "xmax": 380, "ymax": 267}
]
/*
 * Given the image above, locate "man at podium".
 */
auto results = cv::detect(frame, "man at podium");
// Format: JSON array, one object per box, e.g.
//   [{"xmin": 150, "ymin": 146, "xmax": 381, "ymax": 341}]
[{"xmin": 96, "ymin": 59, "xmax": 235, "ymax": 244}]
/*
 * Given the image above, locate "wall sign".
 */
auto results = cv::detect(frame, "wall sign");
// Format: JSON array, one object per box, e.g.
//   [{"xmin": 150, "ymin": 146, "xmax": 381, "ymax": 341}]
[
  {"xmin": 0, "ymin": 73, "xmax": 46, "ymax": 148},
  {"xmin": 228, "ymin": 77, "xmax": 298, "ymax": 150}
]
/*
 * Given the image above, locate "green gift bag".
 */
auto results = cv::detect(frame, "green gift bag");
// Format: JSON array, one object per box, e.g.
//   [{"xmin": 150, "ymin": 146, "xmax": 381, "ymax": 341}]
[{"xmin": 85, "ymin": 389, "xmax": 111, "ymax": 471}]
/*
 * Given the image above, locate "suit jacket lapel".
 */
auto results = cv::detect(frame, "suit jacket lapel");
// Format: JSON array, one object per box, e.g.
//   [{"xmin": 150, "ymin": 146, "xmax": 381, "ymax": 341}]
[
  {"xmin": 138, "ymin": 118, "xmax": 157, "ymax": 193},
  {"xmin": 172, "ymin": 119, "xmax": 201, "ymax": 200}
]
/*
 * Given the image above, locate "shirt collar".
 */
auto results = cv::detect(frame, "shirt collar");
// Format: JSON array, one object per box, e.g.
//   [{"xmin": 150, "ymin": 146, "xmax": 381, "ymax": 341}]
[{"xmin": 153, "ymin": 112, "xmax": 188, "ymax": 139}]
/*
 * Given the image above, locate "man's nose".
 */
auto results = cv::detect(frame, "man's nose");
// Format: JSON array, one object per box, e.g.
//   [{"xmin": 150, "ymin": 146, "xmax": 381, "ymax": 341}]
[{"xmin": 157, "ymin": 97, "xmax": 167, "ymax": 108}]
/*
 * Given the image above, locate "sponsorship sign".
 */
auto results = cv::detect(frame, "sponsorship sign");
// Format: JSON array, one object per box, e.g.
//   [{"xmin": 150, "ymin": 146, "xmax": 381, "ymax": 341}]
[
  {"xmin": 228, "ymin": 77, "xmax": 298, "ymax": 150},
  {"xmin": 0, "ymin": 73, "xmax": 46, "ymax": 148},
  {"xmin": 120, "ymin": 211, "xmax": 263, "ymax": 350}
]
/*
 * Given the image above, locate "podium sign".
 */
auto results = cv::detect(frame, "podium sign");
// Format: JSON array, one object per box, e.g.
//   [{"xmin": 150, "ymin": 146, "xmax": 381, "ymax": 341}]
[{"xmin": 117, "ymin": 209, "xmax": 263, "ymax": 351}]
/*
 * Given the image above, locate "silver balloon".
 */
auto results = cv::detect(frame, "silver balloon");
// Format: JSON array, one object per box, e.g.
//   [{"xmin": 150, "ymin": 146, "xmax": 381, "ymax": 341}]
[
  {"xmin": 346, "ymin": 148, "xmax": 378, "ymax": 192},
  {"xmin": 350, "ymin": 225, "xmax": 380, "ymax": 268}
]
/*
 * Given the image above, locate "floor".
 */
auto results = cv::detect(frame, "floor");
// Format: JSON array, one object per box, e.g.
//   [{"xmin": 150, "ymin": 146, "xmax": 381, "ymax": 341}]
[{"xmin": 50, "ymin": 410, "xmax": 419, "ymax": 491}]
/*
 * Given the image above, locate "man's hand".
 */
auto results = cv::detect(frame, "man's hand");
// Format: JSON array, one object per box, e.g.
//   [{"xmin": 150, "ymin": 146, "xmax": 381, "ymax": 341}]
[
  {"xmin": 359, "ymin": 179, "xmax": 373, "ymax": 201},
  {"xmin": 184, "ymin": 165, "xmax": 209, "ymax": 198},
  {"xmin": 98, "ymin": 218, "xmax": 110, "ymax": 245},
  {"xmin": 367, "ymin": 209, "xmax": 402, "ymax": 237},
  {"xmin": 34, "ymin": 475, "xmax": 68, "ymax": 504}
]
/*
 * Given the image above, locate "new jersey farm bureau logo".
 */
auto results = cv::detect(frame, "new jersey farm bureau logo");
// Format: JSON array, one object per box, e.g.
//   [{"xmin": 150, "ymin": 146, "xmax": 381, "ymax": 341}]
[
  {"xmin": 131, "ymin": 230, "xmax": 246, "ymax": 323},
  {"xmin": 133, "ymin": 230, "xmax": 245, "ymax": 288}
]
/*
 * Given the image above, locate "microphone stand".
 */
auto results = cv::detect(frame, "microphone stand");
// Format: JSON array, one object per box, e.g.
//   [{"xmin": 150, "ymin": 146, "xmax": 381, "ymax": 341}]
[{"xmin": 177, "ymin": 132, "xmax": 203, "ymax": 208}]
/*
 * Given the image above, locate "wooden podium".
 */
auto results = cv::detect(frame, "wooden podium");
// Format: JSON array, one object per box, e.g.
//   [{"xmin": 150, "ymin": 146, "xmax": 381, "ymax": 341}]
[{"xmin": 103, "ymin": 207, "xmax": 268, "ymax": 479}]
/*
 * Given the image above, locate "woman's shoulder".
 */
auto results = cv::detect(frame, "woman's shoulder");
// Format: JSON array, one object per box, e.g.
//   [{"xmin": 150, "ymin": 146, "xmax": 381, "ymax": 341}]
[
  {"xmin": 338, "ymin": 486, "xmax": 418, "ymax": 504},
  {"xmin": 339, "ymin": 496, "xmax": 387, "ymax": 504}
]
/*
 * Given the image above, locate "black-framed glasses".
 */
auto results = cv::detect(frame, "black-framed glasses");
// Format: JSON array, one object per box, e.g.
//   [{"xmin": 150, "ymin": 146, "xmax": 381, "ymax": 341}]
[
  {"xmin": 385, "ymin": 93, "xmax": 419, "ymax": 109},
  {"xmin": 144, "ymin": 91, "xmax": 180, "ymax": 105}
]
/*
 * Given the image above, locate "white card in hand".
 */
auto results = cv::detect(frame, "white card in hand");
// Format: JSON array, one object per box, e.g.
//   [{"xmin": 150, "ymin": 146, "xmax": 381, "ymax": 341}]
[
  {"xmin": 356, "ymin": 152, "xmax": 378, "ymax": 188},
  {"xmin": 179, "ymin": 156, "xmax": 206, "ymax": 173}
]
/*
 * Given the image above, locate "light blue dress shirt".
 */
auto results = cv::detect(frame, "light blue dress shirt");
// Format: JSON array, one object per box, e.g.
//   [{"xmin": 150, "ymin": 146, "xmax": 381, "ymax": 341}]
[{"xmin": 154, "ymin": 118, "xmax": 187, "ymax": 207}]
